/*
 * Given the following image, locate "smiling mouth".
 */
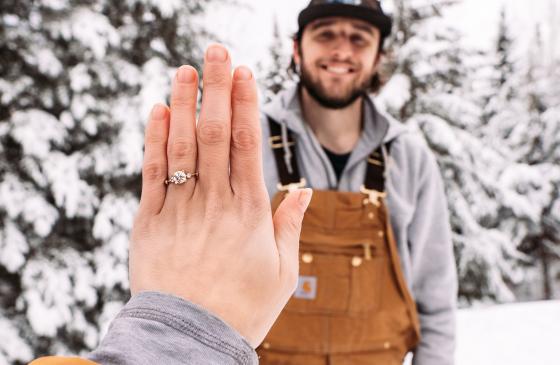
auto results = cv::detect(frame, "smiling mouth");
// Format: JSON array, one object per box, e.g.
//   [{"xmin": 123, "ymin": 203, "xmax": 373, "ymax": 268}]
[{"xmin": 320, "ymin": 64, "xmax": 356, "ymax": 75}]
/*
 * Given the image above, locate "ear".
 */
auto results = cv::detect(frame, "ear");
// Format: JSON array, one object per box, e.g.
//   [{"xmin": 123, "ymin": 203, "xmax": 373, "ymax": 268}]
[
  {"xmin": 372, "ymin": 52, "xmax": 382, "ymax": 72},
  {"xmin": 293, "ymin": 39, "xmax": 301, "ymax": 66}
]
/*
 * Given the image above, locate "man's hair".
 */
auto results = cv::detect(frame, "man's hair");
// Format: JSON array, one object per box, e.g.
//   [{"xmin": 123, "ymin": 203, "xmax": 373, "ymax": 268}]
[{"xmin": 288, "ymin": 31, "xmax": 386, "ymax": 94}]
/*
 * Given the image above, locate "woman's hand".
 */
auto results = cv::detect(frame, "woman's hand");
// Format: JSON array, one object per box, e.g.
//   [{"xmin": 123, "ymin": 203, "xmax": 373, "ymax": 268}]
[{"xmin": 129, "ymin": 44, "xmax": 312, "ymax": 348}]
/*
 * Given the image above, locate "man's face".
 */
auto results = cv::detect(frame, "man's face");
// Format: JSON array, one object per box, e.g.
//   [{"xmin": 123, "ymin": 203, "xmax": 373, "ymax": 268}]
[{"xmin": 295, "ymin": 17, "xmax": 381, "ymax": 109}]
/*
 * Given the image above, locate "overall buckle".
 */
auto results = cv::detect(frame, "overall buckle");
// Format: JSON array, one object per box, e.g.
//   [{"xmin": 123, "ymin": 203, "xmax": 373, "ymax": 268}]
[
  {"xmin": 277, "ymin": 178, "xmax": 307, "ymax": 192},
  {"xmin": 360, "ymin": 185, "xmax": 386, "ymax": 207}
]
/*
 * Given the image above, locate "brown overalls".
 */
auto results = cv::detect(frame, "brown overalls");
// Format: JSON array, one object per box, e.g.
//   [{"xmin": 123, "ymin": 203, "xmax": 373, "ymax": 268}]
[{"xmin": 257, "ymin": 118, "xmax": 421, "ymax": 365}]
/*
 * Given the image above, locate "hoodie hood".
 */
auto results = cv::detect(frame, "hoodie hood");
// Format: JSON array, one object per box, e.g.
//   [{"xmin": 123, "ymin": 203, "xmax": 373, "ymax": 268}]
[{"xmin": 261, "ymin": 83, "xmax": 410, "ymax": 145}]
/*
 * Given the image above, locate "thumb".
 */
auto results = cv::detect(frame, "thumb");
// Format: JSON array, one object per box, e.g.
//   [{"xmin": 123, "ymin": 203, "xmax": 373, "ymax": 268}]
[{"xmin": 273, "ymin": 188, "xmax": 313, "ymax": 277}]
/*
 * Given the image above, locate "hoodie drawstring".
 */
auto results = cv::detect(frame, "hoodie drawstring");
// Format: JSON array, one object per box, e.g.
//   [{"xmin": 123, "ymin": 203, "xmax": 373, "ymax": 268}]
[{"xmin": 281, "ymin": 122, "xmax": 294, "ymax": 175}]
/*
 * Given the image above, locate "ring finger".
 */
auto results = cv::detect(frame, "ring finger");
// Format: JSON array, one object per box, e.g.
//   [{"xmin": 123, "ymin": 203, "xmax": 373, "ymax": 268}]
[{"xmin": 164, "ymin": 65, "xmax": 199, "ymax": 207}]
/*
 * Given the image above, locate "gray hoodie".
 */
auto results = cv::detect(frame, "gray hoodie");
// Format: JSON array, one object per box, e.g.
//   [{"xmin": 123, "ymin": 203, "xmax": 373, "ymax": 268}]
[{"xmin": 261, "ymin": 85, "xmax": 458, "ymax": 365}]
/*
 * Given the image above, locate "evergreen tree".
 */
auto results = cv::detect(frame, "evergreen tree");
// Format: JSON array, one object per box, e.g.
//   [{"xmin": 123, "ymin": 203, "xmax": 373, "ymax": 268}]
[
  {"xmin": 487, "ymin": 23, "xmax": 560, "ymax": 300},
  {"xmin": 0, "ymin": 1, "xmax": 212, "ymax": 363},
  {"xmin": 258, "ymin": 15, "xmax": 292, "ymax": 103},
  {"xmin": 378, "ymin": 0, "xmax": 531, "ymax": 303}
]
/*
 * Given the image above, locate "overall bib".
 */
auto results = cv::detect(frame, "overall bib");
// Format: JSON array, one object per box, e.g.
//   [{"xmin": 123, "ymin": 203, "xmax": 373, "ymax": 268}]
[{"xmin": 257, "ymin": 119, "xmax": 421, "ymax": 365}]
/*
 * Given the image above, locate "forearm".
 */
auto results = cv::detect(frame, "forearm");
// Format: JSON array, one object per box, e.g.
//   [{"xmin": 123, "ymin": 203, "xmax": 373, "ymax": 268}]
[
  {"xmin": 88, "ymin": 292, "xmax": 258, "ymax": 365},
  {"xmin": 412, "ymin": 301, "xmax": 456, "ymax": 365},
  {"xmin": 32, "ymin": 292, "xmax": 258, "ymax": 365}
]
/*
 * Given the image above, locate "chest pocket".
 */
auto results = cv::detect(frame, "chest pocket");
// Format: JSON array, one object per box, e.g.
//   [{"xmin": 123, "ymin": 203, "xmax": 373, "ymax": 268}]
[{"xmin": 285, "ymin": 242, "xmax": 385, "ymax": 316}]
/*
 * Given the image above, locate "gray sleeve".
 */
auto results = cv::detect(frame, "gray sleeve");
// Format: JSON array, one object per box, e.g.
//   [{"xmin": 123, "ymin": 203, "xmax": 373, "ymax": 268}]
[
  {"xmin": 87, "ymin": 291, "xmax": 258, "ymax": 365},
  {"xmin": 409, "ymin": 149, "xmax": 458, "ymax": 365}
]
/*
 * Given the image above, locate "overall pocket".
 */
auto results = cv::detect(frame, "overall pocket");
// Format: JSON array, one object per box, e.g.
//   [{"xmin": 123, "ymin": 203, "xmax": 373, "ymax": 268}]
[
  {"xmin": 285, "ymin": 251, "xmax": 351, "ymax": 314},
  {"xmin": 285, "ymin": 244, "xmax": 383, "ymax": 316}
]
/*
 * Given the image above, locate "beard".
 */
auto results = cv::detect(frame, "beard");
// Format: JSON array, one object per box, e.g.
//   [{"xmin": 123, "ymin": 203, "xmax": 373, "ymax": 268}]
[{"xmin": 299, "ymin": 61, "xmax": 373, "ymax": 110}]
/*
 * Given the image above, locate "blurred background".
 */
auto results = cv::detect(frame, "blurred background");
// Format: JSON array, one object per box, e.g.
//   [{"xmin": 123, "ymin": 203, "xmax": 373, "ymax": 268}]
[{"xmin": 0, "ymin": 0, "xmax": 558, "ymax": 364}]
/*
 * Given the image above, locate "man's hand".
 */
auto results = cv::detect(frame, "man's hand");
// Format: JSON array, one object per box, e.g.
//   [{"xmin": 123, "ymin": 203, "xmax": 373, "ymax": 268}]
[{"xmin": 129, "ymin": 44, "xmax": 312, "ymax": 348}]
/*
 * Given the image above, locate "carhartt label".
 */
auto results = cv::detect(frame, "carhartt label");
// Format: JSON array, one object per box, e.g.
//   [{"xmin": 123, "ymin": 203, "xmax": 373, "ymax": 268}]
[{"xmin": 293, "ymin": 276, "xmax": 317, "ymax": 300}]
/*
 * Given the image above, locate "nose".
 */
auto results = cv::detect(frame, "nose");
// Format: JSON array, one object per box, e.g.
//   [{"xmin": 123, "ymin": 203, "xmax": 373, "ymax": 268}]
[{"xmin": 331, "ymin": 36, "xmax": 354, "ymax": 61}]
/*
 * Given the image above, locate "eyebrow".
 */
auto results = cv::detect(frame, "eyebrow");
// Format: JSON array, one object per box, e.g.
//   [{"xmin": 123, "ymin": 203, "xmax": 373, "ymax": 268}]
[{"xmin": 309, "ymin": 19, "xmax": 375, "ymax": 35}]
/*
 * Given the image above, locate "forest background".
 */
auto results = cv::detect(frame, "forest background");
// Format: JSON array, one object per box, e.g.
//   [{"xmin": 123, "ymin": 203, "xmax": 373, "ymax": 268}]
[{"xmin": 0, "ymin": 0, "xmax": 558, "ymax": 364}]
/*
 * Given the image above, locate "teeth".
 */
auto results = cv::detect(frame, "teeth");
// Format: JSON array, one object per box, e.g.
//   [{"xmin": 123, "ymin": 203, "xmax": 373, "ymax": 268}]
[{"xmin": 325, "ymin": 66, "xmax": 351, "ymax": 74}]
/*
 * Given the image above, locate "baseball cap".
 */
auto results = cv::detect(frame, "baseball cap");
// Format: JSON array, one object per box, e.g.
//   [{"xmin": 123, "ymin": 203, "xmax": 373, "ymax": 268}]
[{"xmin": 297, "ymin": 0, "xmax": 392, "ymax": 39}]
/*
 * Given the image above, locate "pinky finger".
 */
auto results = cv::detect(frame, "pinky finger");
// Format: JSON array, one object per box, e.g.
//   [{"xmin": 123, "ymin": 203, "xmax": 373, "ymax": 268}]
[{"xmin": 138, "ymin": 104, "xmax": 170, "ymax": 218}]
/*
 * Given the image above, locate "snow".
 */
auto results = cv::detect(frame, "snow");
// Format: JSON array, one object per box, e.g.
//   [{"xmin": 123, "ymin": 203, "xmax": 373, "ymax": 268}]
[
  {"xmin": 71, "ymin": 93, "xmax": 96, "ymax": 120},
  {"xmin": 93, "ymin": 194, "xmax": 138, "ymax": 242},
  {"xmin": 0, "ymin": 76, "xmax": 33, "ymax": 105},
  {"xmin": 11, "ymin": 109, "xmax": 67, "ymax": 158},
  {"xmin": 19, "ymin": 251, "xmax": 98, "ymax": 341},
  {"xmin": 36, "ymin": 48, "xmax": 63, "ymax": 77},
  {"xmin": 0, "ymin": 316, "xmax": 33, "ymax": 365},
  {"xmin": 403, "ymin": 301, "xmax": 560, "ymax": 365},
  {"xmin": 0, "ymin": 220, "xmax": 29, "ymax": 273},
  {"xmin": 43, "ymin": 152, "xmax": 99, "ymax": 218},
  {"xmin": 93, "ymin": 241, "xmax": 129, "ymax": 290},
  {"xmin": 22, "ymin": 260, "xmax": 74, "ymax": 337},
  {"xmin": 146, "ymin": 0, "xmax": 183, "ymax": 18},
  {"xmin": 138, "ymin": 57, "xmax": 172, "ymax": 118},
  {"xmin": 376, "ymin": 73, "xmax": 411, "ymax": 112},
  {"xmin": 0, "ymin": 174, "xmax": 59, "ymax": 238},
  {"xmin": 455, "ymin": 300, "xmax": 560, "ymax": 365},
  {"xmin": 499, "ymin": 163, "xmax": 555, "ymax": 223},
  {"xmin": 70, "ymin": 64, "xmax": 93, "ymax": 92},
  {"xmin": 40, "ymin": 0, "xmax": 69, "ymax": 11},
  {"xmin": 69, "ymin": 8, "xmax": 120, "ymax": 60}
]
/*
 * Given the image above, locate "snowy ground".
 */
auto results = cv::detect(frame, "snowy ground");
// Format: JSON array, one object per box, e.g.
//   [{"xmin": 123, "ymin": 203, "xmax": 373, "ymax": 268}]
[
  {"xmin": 455, "ymin": 300, "xmax": 560, "ymax": 365},
  {"xmin": 403, "ymin": 300, "xmax": 560, "ymax": 365}
]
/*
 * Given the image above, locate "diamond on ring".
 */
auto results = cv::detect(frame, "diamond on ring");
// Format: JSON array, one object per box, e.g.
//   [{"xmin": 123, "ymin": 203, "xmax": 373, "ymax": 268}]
[{"xmin": 165, "ymin": 170, "xmax": 198, "ymax": 185}]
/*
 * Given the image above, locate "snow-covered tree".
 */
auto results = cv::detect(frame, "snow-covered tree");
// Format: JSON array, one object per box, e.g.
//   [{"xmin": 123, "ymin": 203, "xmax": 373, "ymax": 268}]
[
  {"xmin": 0, "ymin": 1, "xmax": 212, "ymax": 363},
  {"xmin": 484, "ymin": 21, "xmax": 560, "ymax": 300},
  {"xmin": 378, "ymin": 0, "xmax": 535, "ymax": 304},
  {"xmin": 258, "ymin": 15, "xmax": 292, "ymax": 103}
]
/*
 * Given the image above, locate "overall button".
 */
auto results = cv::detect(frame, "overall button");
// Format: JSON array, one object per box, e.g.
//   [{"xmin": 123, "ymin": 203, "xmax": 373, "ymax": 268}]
[
  {"xmin": 262, "ymin": 342, "xmax": 271, "ymax": 349},
  {"xmin": 352, "ymin": 256, "xmax": 363, "ymax": 267},
  {"xmin": 302, "ymin": 253, "xmax": 313, "ymax": 264}
]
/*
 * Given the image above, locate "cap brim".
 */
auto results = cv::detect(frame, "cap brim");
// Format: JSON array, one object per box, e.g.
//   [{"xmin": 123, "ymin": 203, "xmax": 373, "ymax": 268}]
[{"xmin": 298, "ymin": 3, "xmax": 392, "ymax": 38}]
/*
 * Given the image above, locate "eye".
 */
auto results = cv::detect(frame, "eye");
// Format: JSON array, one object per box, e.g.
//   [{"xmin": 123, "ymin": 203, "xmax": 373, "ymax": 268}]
[
  {"xmin": 316, "ymin": 31, "xmax": 335, "ymax": 41},
  {"xmin": 350, "ymin": 34, "xmax": 368, "ymax": 46}
]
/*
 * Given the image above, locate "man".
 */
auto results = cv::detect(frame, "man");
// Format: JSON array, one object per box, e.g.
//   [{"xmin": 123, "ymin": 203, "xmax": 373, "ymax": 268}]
[
  {"xmin": 256, "ymin": 1, "xmax": 457, "ymax": 364},
  {"xmin": 31, "ymin": 45, "xmax": 310, "ymax": 365}
]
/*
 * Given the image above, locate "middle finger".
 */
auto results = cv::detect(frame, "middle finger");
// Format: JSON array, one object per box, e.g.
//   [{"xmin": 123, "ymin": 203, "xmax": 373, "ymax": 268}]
[{"xmin": 196, "ymin": 44, "xmax": 233, "ymax": 195}]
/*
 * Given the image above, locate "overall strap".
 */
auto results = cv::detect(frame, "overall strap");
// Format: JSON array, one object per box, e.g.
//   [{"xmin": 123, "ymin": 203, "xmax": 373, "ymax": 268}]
[
  {"xmin": 267, "ymin": 117, "xmax": 306, "ymax": 191},
  {"xmin": 361, "ymin": 141, "xmax": 392, "ymax": 206}
]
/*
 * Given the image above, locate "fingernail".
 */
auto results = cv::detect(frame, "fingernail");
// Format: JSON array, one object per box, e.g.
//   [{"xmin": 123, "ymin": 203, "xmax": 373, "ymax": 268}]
[
  {"xmin": 234, "ymin": 66, "xmax": 253, "ymax": 81},
  {"xmin": 152, "ymin": 104, "xmax": 167, "ymax": 120},
  {"xmin": 298, "ymin": 188, "xmax": 313, "ymax": 211},
  {"xmin": 206, "ymin": 45, "xmax": 228, "ymax": 62},
  {"xmin": 177, "ymin": 66, "xmax": 196, "ymax": 83}
]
